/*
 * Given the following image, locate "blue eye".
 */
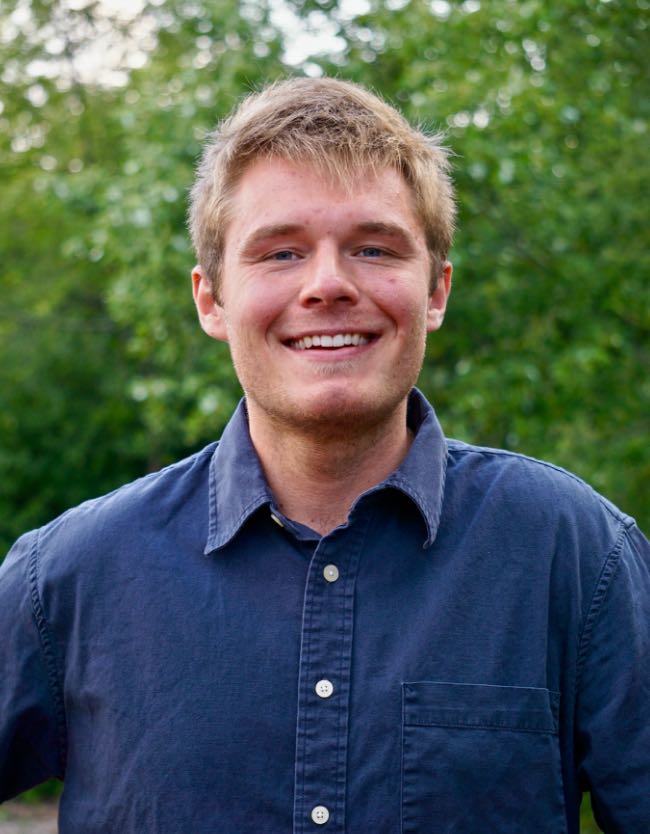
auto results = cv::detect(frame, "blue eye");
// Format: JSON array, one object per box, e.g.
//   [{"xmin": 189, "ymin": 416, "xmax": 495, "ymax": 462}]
[
  {"xmin": 269, "ymin": 250, "xmax": 298, "ymax": 261},
  {"xmin": 358, "ymin": 246, "xmax": 385, "ymax": 257}
]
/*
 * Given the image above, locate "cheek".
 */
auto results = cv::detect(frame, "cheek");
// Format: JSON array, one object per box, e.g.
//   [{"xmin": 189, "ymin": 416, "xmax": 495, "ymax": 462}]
[
  {"xmin": 224, "ymin": 282, "xmax": 289, "ymax": 337},
  {"xmin": 373, "ymin": 283, "xmax": 430, "ymax": 329}
]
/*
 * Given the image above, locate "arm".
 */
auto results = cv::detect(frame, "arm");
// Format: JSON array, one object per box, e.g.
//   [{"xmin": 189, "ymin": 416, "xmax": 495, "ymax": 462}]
[
  {"xmin": 575, "ymin": 522, "xmax": 650, "ymax": 832},
  {"xmin": 0, "ymin": 531, "xmax": 65, "ymax": 800}
]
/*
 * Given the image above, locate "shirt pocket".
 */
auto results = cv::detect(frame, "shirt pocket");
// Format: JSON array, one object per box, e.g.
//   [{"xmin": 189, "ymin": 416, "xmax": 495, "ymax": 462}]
[{"xmin": 401, "ymin": 681, "xmax": 567, "ymax": 833}]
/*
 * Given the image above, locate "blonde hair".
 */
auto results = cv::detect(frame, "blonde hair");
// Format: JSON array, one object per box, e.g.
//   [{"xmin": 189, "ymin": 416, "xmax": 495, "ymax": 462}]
[{"xmin": 189, "ymin": 77, "xmax": 455, "ymax": 297}]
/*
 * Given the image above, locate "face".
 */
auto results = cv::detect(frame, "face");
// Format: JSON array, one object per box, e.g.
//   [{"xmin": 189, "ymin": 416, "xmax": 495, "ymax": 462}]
[{"xmin": 193, "ymin": 157, "xmax": 451, "ymax": 436}]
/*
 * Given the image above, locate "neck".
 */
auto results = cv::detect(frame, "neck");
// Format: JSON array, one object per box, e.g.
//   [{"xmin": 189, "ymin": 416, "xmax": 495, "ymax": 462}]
[{"xmin": 247, "ymin": 401, "xmax": 412, "ymax": 535}]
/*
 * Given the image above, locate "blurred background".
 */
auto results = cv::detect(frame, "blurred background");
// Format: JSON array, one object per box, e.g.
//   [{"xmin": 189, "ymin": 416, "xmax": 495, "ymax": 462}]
[{"xmin": 0, "ymin": 0, "xmax": 647, "ymax": 828}]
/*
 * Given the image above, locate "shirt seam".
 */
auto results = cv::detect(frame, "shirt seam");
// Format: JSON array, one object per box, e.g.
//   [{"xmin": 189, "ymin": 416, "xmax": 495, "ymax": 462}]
[
  {"xmin": 28, "ymin": 529, "xmax": 68, "ymax": 776},
  {"xmin": 446, "ymin": 443, "xmax": 633, "ymax": 528},
  {"xmin": 294, "ymin": 543, "xmax": 319, "ymax": 832},
  {"xmin": 404, "ymin": 719, "xmax": 557, "ymax": 734},
  {"xmin": 335, "ymin": 509, "xmax": 371, "ymax": 830},
  {"xmin": 574, "ymin": 521, "xmax": 627, "ymax": 690},
  {"xmin": 400, "ymin": 687, "xmax": 405, "ymax": 834},
  {"xmin": 335, "ymin": 550, "xmax": 348, "ymax": 831}
]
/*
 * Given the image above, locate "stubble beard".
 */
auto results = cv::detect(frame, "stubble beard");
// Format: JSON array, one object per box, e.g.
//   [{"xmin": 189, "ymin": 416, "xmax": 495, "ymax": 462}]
[{"xmin": 237, "ymin": 349, "xmax": 426, "ymax": 445}]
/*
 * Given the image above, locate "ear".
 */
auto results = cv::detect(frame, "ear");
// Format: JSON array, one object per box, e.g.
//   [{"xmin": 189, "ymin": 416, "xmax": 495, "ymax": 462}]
[
  {"xmin": 192, "ymin": 265, "xmax": 228, "ymax": 342},
  {"xmin": 426, "ymin": 261, "xmax": 452, "ymax": 333}
]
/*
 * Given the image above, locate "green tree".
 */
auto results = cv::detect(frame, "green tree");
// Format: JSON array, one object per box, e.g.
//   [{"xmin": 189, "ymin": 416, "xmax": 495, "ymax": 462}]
[
  {"xmin": 0, "ymin": 0, "xmax": 286, "ymax": 551},
  {"xmin": 2, "ymin": 1, "xmax": 645, "ymax": 825},
  {"xmin": 3, "ymin": 0, "xmax": 646, "ymax": 549},
  {"xmin": 304, "ymin": 0, "xmax": 649, "ymax": 530}
]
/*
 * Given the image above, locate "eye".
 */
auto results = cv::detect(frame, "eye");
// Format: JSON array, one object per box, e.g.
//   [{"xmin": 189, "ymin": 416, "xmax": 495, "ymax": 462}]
[
  {"xmin": 268, "ymin": 250, "xmax": 299, "ymax": 261},
  {"xmin": 357, "ymin": 246, "xmax": 386, "ymax": 258}
]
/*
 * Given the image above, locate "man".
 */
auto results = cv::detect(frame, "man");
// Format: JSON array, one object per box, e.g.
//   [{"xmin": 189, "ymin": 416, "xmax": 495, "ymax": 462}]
[{"xmin": 0, "ymin": 78, "xmax": 648, "ymax": 833}]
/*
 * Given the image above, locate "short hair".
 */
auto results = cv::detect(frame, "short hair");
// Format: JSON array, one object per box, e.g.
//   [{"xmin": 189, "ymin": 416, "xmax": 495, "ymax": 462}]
[{"xmin": 189, "ymin": 77, "xmax": 455, "ymax": 298}]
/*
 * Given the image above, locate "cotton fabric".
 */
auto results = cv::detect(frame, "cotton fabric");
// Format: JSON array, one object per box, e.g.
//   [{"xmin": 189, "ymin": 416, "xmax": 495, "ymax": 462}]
[{"xmin": 1, "ymin": 390, "xmax": 648, "ymax": 832}]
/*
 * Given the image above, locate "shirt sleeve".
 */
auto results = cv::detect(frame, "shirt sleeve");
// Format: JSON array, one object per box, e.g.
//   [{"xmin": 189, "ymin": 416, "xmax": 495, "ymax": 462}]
[
  {"xmin": 575, "ymin": 521, "xmax": 650, "ymax": 833},
  {"xmin": 0, "ymin": 531, "xmax": 65, "ymax": 801}
]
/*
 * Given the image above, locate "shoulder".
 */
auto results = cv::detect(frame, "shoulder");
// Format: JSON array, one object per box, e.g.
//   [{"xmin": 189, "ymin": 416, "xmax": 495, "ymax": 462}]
[
  {"xmin": 33, "ymin": 442, "xmax": 219, "ymax": 576},
  {"xmin": 444, "ymin": 439, "xmax": 635, "ymax": 557},
  {"xmin": 446, "ymin": 438, "xmax": 631, "ymax": 522}
]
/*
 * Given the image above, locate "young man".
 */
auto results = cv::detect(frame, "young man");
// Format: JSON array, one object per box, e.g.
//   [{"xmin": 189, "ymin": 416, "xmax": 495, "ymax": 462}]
[{"xmin": 1, "ymin": 78, "xmax": 648, "ymax": 833}]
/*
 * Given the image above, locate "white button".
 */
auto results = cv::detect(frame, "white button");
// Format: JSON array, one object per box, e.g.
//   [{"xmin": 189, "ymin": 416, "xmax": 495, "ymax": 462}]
[
  {"xmin": 270, "ymin": 512, "xmax": 284, "ymax": 528},
  {"xmin": 323, "ymin": 564, "xmax": 339, "ymax": 582},
  {"xmin": 311, "ymin": 805, "xmax": 330, "ymax": 825},
  {"xmin": 315, "ymin": 679, "xmax": 334, "ymax": 698}
]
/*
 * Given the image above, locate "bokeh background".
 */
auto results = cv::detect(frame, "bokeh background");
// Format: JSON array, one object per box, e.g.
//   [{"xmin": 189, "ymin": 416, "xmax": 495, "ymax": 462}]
[{"xmin": 1, "ymin": 0, "xmax": 647, "ymax": 828}]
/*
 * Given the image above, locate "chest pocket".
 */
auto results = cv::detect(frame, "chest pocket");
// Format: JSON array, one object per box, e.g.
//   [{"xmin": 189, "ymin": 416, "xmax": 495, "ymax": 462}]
[{"xmin": 401, "ymin": 681, "xmax": 567, "ymax": 833}]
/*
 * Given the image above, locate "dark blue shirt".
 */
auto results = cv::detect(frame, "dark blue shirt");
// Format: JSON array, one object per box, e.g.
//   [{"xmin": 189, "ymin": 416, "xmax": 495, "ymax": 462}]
[{"xmin": 1, "ymin": 390, "xmax": 649, "ymax": 833}]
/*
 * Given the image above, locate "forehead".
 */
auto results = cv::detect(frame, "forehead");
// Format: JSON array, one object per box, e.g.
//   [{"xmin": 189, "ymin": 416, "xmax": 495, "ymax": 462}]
[{"xmin": 224, "ymin": 156, "xmax": 424, "ymax": 244}]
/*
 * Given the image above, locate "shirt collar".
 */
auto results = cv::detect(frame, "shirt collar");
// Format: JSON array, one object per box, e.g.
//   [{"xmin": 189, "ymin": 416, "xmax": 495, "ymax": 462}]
[
  {"xmin": 380, "ymin": 387, "xmax": 448, "ymax": 548},
  {"xmin": 205, "ymin": 399, "xmax": 273, "ymax": 553},
  {"xmin": 205, "ymin": 388, "xmax": 447, "ymax": 554}
]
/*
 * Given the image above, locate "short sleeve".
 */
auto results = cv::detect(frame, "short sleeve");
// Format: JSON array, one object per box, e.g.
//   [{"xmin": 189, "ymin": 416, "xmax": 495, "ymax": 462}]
[
  {"xmin": 575, "ymin": 522, "xmax": 650, "ymax": 832},
  {"xmin": 0, "ymin": 531, "xmax": 65, "ymax": 800}
]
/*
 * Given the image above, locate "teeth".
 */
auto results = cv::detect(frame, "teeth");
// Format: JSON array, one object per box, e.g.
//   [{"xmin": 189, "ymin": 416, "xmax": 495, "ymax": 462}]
[{"xmin": 290, "ymin": 333, "xmax": 371, "ymax": 350}]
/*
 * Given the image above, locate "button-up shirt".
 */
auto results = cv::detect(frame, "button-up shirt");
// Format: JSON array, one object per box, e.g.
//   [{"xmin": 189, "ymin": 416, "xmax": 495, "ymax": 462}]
[{"xmin": 1, "ymin": 389, "xmax": 649, "ymax": 833}]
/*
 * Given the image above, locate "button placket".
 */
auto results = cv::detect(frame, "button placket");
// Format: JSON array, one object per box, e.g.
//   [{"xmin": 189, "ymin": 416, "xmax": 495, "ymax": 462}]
[{"xmin": 292, "ymin": 516, "xmax": 370, "ymax": 833}]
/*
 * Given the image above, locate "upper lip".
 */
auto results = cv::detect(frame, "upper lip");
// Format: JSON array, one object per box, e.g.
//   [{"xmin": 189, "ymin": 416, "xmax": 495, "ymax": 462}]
[{"xmin": 281, "ymin": 328, "xmax": 378, "ymax": 342}]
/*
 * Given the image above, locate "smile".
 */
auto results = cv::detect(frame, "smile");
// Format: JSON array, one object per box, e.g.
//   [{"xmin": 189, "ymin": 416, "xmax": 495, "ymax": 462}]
[{"xmin": 288, "ymin": 333, "xmax": 372, "ymax": 350}]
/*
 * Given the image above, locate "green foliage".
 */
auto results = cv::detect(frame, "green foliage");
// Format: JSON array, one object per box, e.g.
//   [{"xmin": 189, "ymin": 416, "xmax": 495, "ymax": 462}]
[
  {"xmin": 0, "ymin": 0, "xmax": 286, "ymax": 551},
  {"xmin": 3, "ymin": 8, "xmax": 641, "ymax": 828},
  {"xmin": 310, "ymin": 0, "xmax": 649, "ymax": 527},
  {"xmin": 0, "ymin": 0, "xmax": 647, "ymax": 561}
]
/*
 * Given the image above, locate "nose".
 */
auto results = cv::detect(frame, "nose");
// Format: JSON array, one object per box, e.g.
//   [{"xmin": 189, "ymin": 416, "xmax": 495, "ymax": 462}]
[{"xmin": 298, "ymin": 244, "xmax": 360, "ymax": 308}]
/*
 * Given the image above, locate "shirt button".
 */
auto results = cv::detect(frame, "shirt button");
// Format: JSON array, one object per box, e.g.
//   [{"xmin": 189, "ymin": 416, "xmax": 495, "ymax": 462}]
[
  {"xmin": 311, "ymin": 805, "xmax": 330, "ymax": 825},
  {"xmin": 323, "ymin": 564, "xmax": 339, "ymax": 582},
  {"xmin": 315, "ymin": 679, "xmax": 334, "ymax": 699}
]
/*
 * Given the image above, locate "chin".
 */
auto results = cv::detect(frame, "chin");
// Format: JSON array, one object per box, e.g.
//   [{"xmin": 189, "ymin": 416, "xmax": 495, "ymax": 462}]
[{"xmin": 279, "ymin": 382, "xmax": 410, "ymax": 435}]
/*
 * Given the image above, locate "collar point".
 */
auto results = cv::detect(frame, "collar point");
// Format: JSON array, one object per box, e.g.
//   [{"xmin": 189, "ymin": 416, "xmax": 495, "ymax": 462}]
[{"xmin": 204, "ymin": 530, "xmax": 235, "ymax": 554}]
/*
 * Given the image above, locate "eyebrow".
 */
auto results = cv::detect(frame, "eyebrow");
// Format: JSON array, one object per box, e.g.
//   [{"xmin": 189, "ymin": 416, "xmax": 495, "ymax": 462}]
[
  {"xmin": 238, "ymin": 220, "xmax": 420, "ymax": 257},
  {"xmin": 238, "ymin": 224, "xmax": 304, "ymax": 256},
  {"xmin": 353, "ymin": 221, "xmax": 419, "ymax": 249}
]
